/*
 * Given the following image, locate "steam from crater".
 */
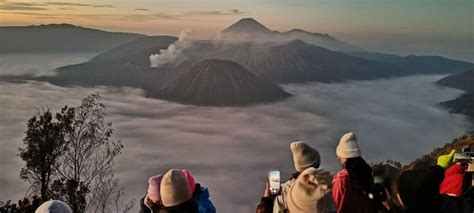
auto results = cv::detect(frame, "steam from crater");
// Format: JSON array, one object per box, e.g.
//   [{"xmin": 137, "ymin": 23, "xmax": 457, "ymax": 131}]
[{"xmin": 149, "ymin": 29, "xmax": 194, "ymax": 68}]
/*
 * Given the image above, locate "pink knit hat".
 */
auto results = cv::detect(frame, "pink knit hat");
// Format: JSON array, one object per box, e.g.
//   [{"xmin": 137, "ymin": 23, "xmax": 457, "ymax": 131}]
[
  {"xmin": 182, "ymin": 169, "xmax": 196, "ymax": 193},
  {"xmin": 147, "ymin": 175, "xmax": 163, "ymax": 203}
]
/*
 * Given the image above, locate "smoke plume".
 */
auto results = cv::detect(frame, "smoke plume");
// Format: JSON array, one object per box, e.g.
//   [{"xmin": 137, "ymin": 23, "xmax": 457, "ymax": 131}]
[{"xmin": 149, "ymin": 29, "xmax": 193, "ymax": 68}]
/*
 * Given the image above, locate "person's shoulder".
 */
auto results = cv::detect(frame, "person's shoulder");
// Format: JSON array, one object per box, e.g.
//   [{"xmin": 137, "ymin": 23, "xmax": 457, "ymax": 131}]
[
  {"xmin": 332, "ymin": 169, "xmax": 349, "ymax": 183},
  {"xmin": 335, "ymin": 169, "xmax": 349, "ymax": 178}
]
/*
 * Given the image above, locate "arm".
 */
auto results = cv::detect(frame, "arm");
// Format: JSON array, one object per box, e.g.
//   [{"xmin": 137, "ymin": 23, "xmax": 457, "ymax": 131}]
[
  {"xmin": 332, "ymin": 175, "xmax": 346, "ymax": 213},
  {"xmin": 256, "ymin": 182, "xmax": 275, "ymax": 213}
]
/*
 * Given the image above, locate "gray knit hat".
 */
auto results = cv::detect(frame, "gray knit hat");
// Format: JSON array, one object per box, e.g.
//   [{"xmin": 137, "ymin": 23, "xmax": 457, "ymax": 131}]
[
  {"xmin": 35, "ymin": 200, "xmax": 72, "ymax": 213},
  {"xmin": 291, "ymin": 141, "xmax": 321, "ymax": 172},
  {"xmin": 160, "ymin": 169, "xmax": 193, "ymax": 207},
  {"xmin": 336, "ymin": 132, "xmax": 361, "ymax": 158}
]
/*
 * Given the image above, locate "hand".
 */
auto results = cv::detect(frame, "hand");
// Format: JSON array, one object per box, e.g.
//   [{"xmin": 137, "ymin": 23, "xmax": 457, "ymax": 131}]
[
  {"xmin": 437, "ymin": 149, "xmax": 456, "ymax": 169},
  {"xmin": 263, "ymin": 182, "xmax": 271, "ymax": 198}
]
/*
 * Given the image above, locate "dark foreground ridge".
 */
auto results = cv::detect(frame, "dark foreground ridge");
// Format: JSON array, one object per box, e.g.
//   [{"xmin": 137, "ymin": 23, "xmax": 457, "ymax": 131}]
[{"xmin": 157, "ymin": 59, "xmax": 292, "ymax": 106}]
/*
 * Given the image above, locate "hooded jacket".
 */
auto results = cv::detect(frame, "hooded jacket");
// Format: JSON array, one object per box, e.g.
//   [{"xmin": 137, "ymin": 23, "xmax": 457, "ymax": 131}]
[
  {"xmin": 273, "ymin": 177, "xmax": 296, "ymax": 212},
  {"xmin": 191, "ymin": 186, "xmax": 216, "ymax": 213},
  {"xmin": 440, "ymin": 164, "xmax": 467, "ymax": 197},
  {"xmin": 332, "ymin": 169, "xmax": 373, "ymax": 213}
]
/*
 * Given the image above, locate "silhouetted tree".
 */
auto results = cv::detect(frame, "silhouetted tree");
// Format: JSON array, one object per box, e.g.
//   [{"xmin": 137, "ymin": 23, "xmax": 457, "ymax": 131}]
[
  {"xmin": 51, "ymin": 94, "xmax": 124, "ymax": 213},
  {"xmin": 18, "ymin": 107, "xmax": 73, "ymax": 202}
]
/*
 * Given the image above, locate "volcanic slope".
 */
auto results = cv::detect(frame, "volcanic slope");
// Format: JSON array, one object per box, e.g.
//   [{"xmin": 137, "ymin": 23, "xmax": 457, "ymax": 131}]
[{"xmin": 158, "ymin": 59, "xmax": 291, "ymax": 106}]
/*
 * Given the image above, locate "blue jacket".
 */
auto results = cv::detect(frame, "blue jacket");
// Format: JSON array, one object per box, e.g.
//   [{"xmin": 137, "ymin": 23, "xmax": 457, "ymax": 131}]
[{"xmin": 191, "ymin": 186, "xmax": 216, "ymax": 213}]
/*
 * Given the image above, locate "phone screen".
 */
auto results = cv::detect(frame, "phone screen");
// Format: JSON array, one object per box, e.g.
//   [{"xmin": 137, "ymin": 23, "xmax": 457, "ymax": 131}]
[{"xmin": 269, "ymin": 170, "xmax": 281, "ymax": 195}]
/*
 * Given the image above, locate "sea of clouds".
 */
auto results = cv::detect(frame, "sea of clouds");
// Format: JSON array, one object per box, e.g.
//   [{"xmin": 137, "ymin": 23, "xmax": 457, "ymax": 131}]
[{"xmin": 0, "ymin": 54, "xmax": 470, "ymax": 212}]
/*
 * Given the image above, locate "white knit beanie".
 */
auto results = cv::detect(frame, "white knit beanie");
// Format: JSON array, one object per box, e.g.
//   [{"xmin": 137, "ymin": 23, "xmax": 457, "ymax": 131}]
[
  {"xmin": 286, "ymin": 167, "xmax": 334, "ymax": 213},
  {"xmin": 35, "ymin": 200, "xmax": 72, "ymax": 213},
  {"xmin": 160, "ymin": 169, "xmax": 193, "ymax": 207},
  {"xmin": 290, "ymin": 141, "xmax": 321, "ymax": 172},
  {"xmin": 336, "ymin": 132, "xmax": 361, "ymax": 158}
]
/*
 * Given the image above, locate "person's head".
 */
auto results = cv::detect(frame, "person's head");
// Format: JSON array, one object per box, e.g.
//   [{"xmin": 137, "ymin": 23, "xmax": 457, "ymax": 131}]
[
  {"xmin": 290, "ymin": 141, "xmax": 321, "ymax": 173},
  {"xmin": 160, "ymin": 169, "xmax": 194, "ymax": 208},
  {"xmin": 396, "ymin": 169, "xmax": 442, "ymax": 212},
  {"xmin": 147, "ymin": 175, "xmax": 164, "ymax": 204},
  {"xmin": 286, "ymin": 167, "xmax": 333, "ymax": 212},
  {"xmin": 35, "ymin": 200, "xmax": 72, "ymax": 213},
  {"xmin": 147, "ymin": 169, "xmax": 196, "ymax": 206},
  {"xmin": 336, "ymin": 132, "xmax": 373, "ymax": 192},
  {"xmin": 336, "ymin": 132, "xmax": 361, "ymax": 163}
]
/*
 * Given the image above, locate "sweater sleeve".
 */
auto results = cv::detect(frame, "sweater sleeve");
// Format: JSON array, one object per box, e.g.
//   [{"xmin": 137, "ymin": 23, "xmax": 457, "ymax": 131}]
[
  {"xmin": 332, "ymin": 176, "xmax": 346, "ymax": 213},
  {"xmin": 256, "ymin": 197, "xmax": 274, "ymax": 213}
]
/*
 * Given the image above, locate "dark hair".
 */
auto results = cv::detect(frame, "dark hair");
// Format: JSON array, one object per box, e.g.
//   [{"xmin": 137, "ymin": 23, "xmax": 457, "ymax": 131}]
[
  {"xmin": 397, "ymin": 169, "xmax": 442, "ymax": 212},
  {"xmin": 344, "ymin": 157, "xmax": 374, "ymax": 194}
]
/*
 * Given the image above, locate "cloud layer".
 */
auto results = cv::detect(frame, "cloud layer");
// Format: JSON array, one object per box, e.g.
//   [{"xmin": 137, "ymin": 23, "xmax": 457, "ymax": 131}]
[
  {"xmin": 0, "ymin": 53, "xmax": 97, "ymax": 77},
  {"xmin": 0, "ymin": 51, "xmax": 471, "ymax": 212}
]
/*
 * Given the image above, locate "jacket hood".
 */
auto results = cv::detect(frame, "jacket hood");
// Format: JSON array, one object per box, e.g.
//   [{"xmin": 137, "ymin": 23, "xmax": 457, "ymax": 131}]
[
  {"xmin": 445, "ymin": 164, "xmax": 467, "ymax": 176},
  {"xmin": 334, "ymin": 169, "xmax": 349, "ymax": 179},
  {"xmin": 192, "ymin": 186, "xmax": 210, "ymax": 200}
]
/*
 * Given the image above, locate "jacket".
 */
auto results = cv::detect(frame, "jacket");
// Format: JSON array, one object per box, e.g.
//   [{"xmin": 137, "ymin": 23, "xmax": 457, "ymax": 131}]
[
  {"xmin": 191, "ymin": 186, "xmax": 216, "ymax": 213},
  {"xmin": 273, "ymin": 178, "xmax": 296, "ymax": 212},
  {"xmin": 440, "ymin": 164, "xmax": 467, "ymax": 197},
  {"xmin": 332, "ymin": 169, "xmax": 374, "ymax": 213},
  {"xmin": 256, "ymin": 197, "xmax": 273, "ymax": 213}
]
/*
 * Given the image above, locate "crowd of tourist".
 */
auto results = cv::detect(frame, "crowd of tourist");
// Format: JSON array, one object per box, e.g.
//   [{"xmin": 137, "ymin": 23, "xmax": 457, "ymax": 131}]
[{"xmin": 1, "ymin": 132, "xmax": 473, "ymax": 212}]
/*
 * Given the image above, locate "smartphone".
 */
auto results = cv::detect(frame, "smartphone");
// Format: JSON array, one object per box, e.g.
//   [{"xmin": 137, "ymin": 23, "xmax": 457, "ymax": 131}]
[
  {"xmin": 454, "ymin": 152, "xmax": 474, "ymax": 163},
  {"xmin": 268, "ymin": 170, "xmax": 281, "ymax": 195}
]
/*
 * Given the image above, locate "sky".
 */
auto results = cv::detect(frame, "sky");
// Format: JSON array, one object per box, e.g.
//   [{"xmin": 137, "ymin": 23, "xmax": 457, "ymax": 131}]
[
  {"xmin": 0, "ymin": 0, "xmax": 472, "ymax": 36},
  {"xmin": 1, "ymin": 0, "xmax": 473, "ymax": 61}
]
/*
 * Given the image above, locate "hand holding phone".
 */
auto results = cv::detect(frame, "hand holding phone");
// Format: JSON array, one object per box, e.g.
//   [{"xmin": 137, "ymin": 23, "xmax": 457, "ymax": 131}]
[{"xmin": 268, "ymin": 170, "xmax": 281, "ymax": 195}]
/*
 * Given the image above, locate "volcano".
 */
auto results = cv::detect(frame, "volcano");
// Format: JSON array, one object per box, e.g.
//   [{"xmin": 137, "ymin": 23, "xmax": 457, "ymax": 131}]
[
  {"xmin": 222, "ymin": 18, "xmax": 273, "ymax": 35},
  {"xmin": 157, "ymin": 59, "xmax": 291, "ymax": 106}
]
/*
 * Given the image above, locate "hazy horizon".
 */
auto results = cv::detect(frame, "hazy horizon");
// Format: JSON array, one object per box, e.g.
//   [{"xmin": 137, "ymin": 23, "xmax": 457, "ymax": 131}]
[{"xmin": 1, "ymin": 0, "xmax": 473, "ymax": 62}]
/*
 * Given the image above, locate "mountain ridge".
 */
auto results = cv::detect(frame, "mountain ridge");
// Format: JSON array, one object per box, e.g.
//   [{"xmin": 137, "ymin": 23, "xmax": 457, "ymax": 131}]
[
  {"xmin": 217, "ymin": 18, "xmax": 360, "ymax": 51},
  {"xmin": 0, "ymin": 24, "xmax": 145, "ymax": 53}
]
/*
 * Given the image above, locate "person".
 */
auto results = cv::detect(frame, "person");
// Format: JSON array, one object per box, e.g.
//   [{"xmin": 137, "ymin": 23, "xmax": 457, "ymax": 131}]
[
  {"xmin": 35, "ymin": 200, "xmax": 72, "ymax": 213},
  {"xmin": 332, "ymin": 132, "xmax": 375, "ymax": 213},
  {"xmin": 286, "ymin": 167, "xmax": 334, "ymax": 213},
  {"xmin": 396, "ymin": 150, "xmax": 473, "ymax": 213},
  {"xmin": 256, "ymin": 141, "xmax": 325, "ymax": 213},
  {"xmin": 140, "ymin": 169, "xmax": 215, "ymax": 213},
  {"xmin": 440, "ymin": 150, "xmax": 468, "ymax": 197}
]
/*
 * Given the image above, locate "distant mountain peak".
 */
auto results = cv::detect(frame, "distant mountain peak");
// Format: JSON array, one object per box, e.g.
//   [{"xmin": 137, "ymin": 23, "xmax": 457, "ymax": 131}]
[
  {"xmin": 284, "ymin": 39, "xmax": 310, "ymax": 49},
  {"xmin": 222, "ymin": 18, "xmax": 272, "ymax": 34}
]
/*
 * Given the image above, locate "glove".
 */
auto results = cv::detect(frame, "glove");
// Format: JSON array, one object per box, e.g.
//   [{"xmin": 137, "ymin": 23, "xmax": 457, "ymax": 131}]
[{"xmin": 437, "ymin": 149, "xmax": 456, "ymax": 169}]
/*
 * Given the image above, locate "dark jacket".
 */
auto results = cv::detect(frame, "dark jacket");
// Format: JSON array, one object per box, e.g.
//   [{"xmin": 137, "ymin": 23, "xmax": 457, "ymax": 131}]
[
  {"xmin": 255, "ymin": 197, "xmax": 273, "ymax": 213},
  {"xmin": 140, "ymin": 183, "xmax": 215, "ymax": 213}
]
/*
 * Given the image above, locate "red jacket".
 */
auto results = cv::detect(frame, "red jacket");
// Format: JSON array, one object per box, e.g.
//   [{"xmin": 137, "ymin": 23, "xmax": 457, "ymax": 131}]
[
  {"xmin": 439, "ymin": 164, "xmax": 467, "ymax": 197},
  {"xmin": 332, "ymin": 169, "xmax": 374, "ymax": 213}
]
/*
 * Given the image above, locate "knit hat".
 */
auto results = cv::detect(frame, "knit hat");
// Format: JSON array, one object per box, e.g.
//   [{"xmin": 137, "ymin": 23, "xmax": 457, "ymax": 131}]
[
  {"xmin": 290, "ymin": 141, "xmax": 321, "ymax": 172},
  {"xmin": 336, "ymin": 132, "xmax": 361, "ymax": 158},
  {"xmin": 286, "ymin": 167, "xmax": 333, "ymax": 213},
  {"xmin": 147, "ymin": 175, "xmax": 164, "ymax": 203},
  {"xmin": 35, "ymin": 200, "xmax": 72, "ymax": 213},
  {"xmin": 160, "ymin": 169, "xmax": 193, "ymax": 207},
  {"xmin": 181, "ymin": 169, "xmax": 196, "ymax": 193}
]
